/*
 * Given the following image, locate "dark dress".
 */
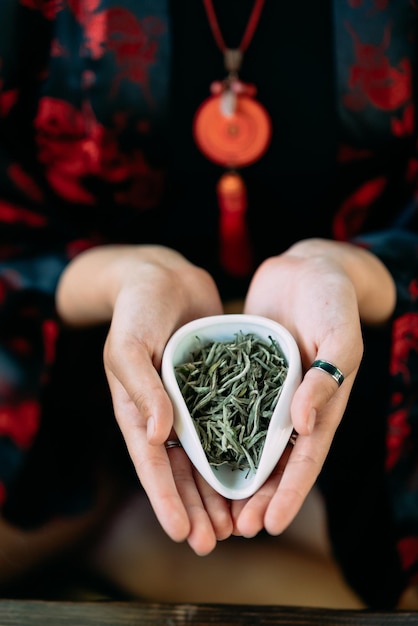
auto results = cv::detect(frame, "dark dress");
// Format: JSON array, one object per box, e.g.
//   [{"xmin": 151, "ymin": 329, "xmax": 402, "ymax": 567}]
[{"xmin": 0, "ymin": 0, "xmax": 417, "ymax": 608}]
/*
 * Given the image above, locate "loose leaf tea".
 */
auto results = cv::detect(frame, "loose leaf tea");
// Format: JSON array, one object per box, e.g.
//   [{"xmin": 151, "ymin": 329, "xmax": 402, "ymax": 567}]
[{"xmin": 174, "ymin": 331, "xmax": 288, "ymax": 473}]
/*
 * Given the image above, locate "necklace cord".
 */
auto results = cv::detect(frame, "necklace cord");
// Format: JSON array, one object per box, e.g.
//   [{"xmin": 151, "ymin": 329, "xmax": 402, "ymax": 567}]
[
  {"xmin": 202, "ymin": 0, "xmax": 266, "ymax": 53},
  {"xmin": 195, "ymin": 0, "xmax": 271, "ymax": 277}
]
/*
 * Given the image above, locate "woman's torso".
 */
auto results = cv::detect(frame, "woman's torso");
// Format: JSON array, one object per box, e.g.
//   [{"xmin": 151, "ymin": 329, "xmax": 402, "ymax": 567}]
[{"xmin": 0, "ymin": 0, "xmax": 416, "ymax": 296}]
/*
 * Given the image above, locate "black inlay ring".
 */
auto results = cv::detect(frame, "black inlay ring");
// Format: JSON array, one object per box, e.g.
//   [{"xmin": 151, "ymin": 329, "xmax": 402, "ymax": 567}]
[{"xmin": 310, "ymin": 359, "xmax": 344, "ymax": 387}]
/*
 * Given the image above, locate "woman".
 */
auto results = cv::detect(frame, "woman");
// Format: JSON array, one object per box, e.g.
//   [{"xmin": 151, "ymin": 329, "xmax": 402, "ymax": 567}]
[{"xmin": 0, "ymin": 0, "xmax": 416, "ymax": 608}]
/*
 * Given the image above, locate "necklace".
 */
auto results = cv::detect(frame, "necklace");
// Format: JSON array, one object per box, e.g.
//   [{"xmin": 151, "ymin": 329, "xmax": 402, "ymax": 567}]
[{"xmin": 193, "ymin": 0, "xmax": 271, "ymax": 277}]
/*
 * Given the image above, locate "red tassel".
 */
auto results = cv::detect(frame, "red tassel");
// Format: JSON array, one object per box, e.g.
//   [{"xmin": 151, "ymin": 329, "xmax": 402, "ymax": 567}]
[{"xmin": 217, "ymin": 172, "xmax": 253, "ymax": 276}]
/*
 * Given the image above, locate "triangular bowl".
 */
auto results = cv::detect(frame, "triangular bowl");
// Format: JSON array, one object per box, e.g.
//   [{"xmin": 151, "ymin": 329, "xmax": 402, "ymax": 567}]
[{"xmin": 161, "ymin": 314, "xmax": 302, "ymax": 499}]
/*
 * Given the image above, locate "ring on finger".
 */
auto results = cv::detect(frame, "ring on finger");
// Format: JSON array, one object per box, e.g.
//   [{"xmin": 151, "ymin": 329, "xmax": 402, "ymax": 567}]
[
  {"xmin": 310, "ymin": 359, "xmax": 344, "ymax": 387},
  {"xmin": 164, "ymin": 439, "xmax": 182, "ymax": 450}
]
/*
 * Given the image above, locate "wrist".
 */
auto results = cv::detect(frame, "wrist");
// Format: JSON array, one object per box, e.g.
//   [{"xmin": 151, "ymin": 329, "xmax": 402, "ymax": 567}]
[
  {"xmin": 56, "ymin": 244, "xmax": 217, "ymax": 328},
  {"xmin": 56, "ymin": 244, "xmax": 185, "ymax": 326},
  {"xmin": 287, "ymin": 238, "xmax": 396, "ymax": 325}
]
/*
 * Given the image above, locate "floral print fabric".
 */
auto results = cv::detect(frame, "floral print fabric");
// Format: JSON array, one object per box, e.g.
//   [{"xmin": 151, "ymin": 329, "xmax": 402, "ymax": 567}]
[{"xmin": 0, "ymin": 0, "xmax": 417, "ymax": 607}]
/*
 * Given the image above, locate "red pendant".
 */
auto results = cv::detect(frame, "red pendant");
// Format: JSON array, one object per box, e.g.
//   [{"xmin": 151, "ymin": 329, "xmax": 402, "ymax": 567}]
[
  {"xmin": 193, "ymin": 92, "xmax": 272, "ymax": 168},
  {"xmin": 193, "ymin": 79, "xmax": 271, "ymax": 276}
]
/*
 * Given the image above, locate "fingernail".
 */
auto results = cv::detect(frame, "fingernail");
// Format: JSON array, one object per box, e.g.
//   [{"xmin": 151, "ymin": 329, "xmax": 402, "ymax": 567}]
[
  {"xmin": 307, "ymin": 408, "xmax": 316, "ymax": 434},
  {"xmin": 147, "ymin": 416, "xmax": 155, "ymax": 440}
]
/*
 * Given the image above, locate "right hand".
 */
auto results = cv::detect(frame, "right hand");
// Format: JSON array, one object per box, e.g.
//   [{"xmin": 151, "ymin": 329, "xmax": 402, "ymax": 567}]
[{"xmin": 57, "ymin": 244, "xmax": 233, "ymax": 555}]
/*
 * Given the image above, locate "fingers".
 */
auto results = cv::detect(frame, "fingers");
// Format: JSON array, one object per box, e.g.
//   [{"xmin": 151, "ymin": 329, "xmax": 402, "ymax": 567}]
[
  {"xmin": 232, "ymin": 417, "xmax": 333, "ymax": 537},
  {"xmin": 169, "ymin": 449, "xmax": 233, "ymax": 554},
  {"xmin": 232, "ymin": 354, "xmax": 355, "ymax": 538},
  {"xmin": 104, "ymin": 322, "xmax": 193, "ymax": 541},
  {"xmin": 108, "ymin": 367, "xmax": 234, "ymax": 550},
  {"xmin": 165, "ymin": 446, "xmax": 216, "ymax": 555},
  {"xmin": 230, "ymin": 441, "xmax": 294, "ymax": 536},
  {"xmin": 231, "ymin": 379, "xmax": 355, "ymax": 539},
  {"xmin": 106, "ymin": 368, "xmax": 189, "ymax": 538},
  {"xmin": 263, "ymin": 427, "xmax": 328, "ymax": 535}
]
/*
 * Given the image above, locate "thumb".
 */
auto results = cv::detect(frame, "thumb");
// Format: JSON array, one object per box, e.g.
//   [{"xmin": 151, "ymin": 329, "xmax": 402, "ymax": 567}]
[
  {"xmin": 290, "ymin": 357, "xmax": 354, "ymax": 436},
  {"xmin": 105, "ymin": 340, "xmax": 174, "ymax": 447}
]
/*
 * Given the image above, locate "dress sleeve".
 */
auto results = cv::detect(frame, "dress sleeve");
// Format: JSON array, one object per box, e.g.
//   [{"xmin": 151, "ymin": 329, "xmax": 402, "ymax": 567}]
[
  {"xmin": 0, "ymin": 251, "xmax": 68, "ymax": 508},
  {"xmin": 353, "ymin": 228, "xmax": 418, "ymax": 597},
  {"xmin": 353, "ymin": 228, "xmax": 418, "ymax": 320}
]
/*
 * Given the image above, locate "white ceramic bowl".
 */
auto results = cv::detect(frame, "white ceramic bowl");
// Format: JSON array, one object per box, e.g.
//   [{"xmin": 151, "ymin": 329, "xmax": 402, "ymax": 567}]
[{"xmin": 161, "ymin": 314, "xmax": 302, "ymax": 499}]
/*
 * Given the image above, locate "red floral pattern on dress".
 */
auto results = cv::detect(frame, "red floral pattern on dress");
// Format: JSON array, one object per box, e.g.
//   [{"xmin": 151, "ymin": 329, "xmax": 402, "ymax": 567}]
[
  {"xmin": 34, "ymin": 97, "xmax": 163, "ymax": 208},
  {"xmin": 42, "ymin": 319, "xmax": 58, "ymax": 368},
  {"xmin": 0, "ymin": 89, "xmax": 18, "ymax": 118},
  {"xmin": 69, "ymin": 4, "xmax": 165, "ymax": 102},
  {"xmin": 0, "ymin": 60, "xmax": 18, "ymax": 117},
  {"xmin": 410, "ymin": 278, "xmax": 418, "ymax": 300},
  {"xmin": 390, "ymin": 312, "xmax": 418, "ymax": 384},
  {"xmin": 34, "ymin": 98, "xmax": 96, "ymax": 204},
  {"xmin": 20, "ymin": 0, "xmax": 63, "ymax": 20},
  {"xmin": 344, "ymin": 22, "xmax": 411, "ymax": 113},
  {"xmin": 0, "ymin": 483, "xmax": 6, "ymax": 507},
  {"xmin": 0, "ymin": 401, "xmax": 40, "ymax": 450},
  {"xmin": 385, "ymin": 407, "xmax": 411, "ymax": 470},
  {"xmin": 8, "ymin": 164, "xmax": 44, "ymax": 204},
  {"xmin": 0, "ymin": 200, "xmax": 47, "ymax": 227},
  {"xmin": 333, "ymin": 177, "xmax": 387, "ymax": 240},
  {"xmin": 397, "ymin": 537, "xmax": 418, "ymax": 572},
  {"xmin": 67, "ymin": 0, "xmax": 101, "ymax": 22},
  {"xmin": 391, "ymin": 102, "xmax": 415, "ymax": 137},
  {"xmin": 337, "ymin": 144, "xmax": 374, "ymax": 162}
]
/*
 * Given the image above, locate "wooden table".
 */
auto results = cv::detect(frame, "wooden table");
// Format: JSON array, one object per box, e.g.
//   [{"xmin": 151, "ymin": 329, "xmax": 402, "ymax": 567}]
[{"xmin": 1, "ymin": 601, "xmax": 417, "ymax": 625}]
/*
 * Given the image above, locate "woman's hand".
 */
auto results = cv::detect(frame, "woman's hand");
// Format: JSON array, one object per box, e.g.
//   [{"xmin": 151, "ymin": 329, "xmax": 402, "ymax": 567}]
[
  {"xmin": 56, "ymin": 244, "xmax": 233, "ymax": 555},
  {"xmin": 231, "ymin": 238, "xmax": 396, "ymax": 538}
]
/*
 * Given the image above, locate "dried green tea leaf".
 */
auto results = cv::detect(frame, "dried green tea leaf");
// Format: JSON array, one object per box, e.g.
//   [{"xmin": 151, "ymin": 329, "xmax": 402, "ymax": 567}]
[{"xmin": 174, "ymin": 332, "xmax": 288, "ymax": 472}]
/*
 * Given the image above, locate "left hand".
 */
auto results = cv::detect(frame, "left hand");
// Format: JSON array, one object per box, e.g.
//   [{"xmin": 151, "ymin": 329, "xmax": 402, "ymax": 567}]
[{"xmin": 230, "ymin": 238, "xmax": 395, "ymax": 538}]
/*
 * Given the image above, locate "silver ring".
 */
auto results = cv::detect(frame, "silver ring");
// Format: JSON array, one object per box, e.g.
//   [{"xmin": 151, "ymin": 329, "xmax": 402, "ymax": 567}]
[
  {"xmin": 310, "ymin": 359, "xmax": 344, "ymax": 387},
  {"xmin": 165, "ymin": 439, "xmax": 182, "ymax": 450},
  {"xmin": 288, "ymin": 430, "xmax": 298, "ymax": 446}
]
